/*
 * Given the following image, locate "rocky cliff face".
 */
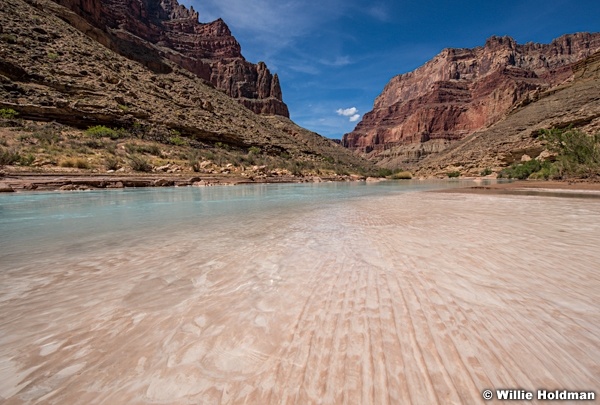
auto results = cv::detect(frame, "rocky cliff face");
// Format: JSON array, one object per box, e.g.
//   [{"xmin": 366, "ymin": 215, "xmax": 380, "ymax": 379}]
[
  {"xmin": 50, "ymin": 0, "xmax": 289, "ymax": 117},
  {"xmin": 411, "ymin": 49, "xmax": 600, "ymax": 177},
  {"xmin": 343, "ymin": 33, "xmax": 600, "ymax": 163},
  {"xmin": 0, "ymin": 0, "xmax": 373, "ymax": 175}
]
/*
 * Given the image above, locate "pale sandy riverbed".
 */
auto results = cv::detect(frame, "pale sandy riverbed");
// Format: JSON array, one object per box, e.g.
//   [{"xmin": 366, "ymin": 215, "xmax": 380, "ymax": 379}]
[{"xmin": 1, "ymin": 191, "xmax": 599, "ymax": 404}]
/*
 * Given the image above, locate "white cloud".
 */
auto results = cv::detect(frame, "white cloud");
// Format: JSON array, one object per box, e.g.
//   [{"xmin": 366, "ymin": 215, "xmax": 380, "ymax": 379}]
[
  {"xmin": 336, "ymin": 107, "xmax": 358, "ymax": 117},
  {"xmin": 336, "ymin": 107, "xmax": 360, "ymax": 122},
  {"xmin": 320, "ymin": 55, "xmax": 352, "ymax": 67}
]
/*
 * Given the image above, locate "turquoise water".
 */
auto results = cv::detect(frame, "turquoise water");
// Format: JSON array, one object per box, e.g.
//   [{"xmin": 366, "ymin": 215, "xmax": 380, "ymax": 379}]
[{"xmin": 0, "ymin": 180, "xmax": 484, "ymax": 268}]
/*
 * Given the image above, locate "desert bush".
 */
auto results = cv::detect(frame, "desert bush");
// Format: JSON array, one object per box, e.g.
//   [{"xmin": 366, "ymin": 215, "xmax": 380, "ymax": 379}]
[
  {"xmin": 447, "ymin": 171, "xmax": 461, "ymax": 178},
  {"xmin": 542, "ymin": 128, "xmax": 600, "ymax": 177},
  {"xmin": 480, "ymin": 167, "xmax": 493, "ymax": 176},
  {"xmin": 60, "ymin": 158, "xmax": 90, "ymax": 169},
  {"xmin": 104, "ymin": 155, "xmax": 121, "ymax": 171},
  {"xmin": 19, "ymin": 154, "xmax": 35, "ymax": 166},
  {"xmin": 86, "ymin": 125, "xmax": 118, "ymax": 139},
  {"xmin": 130, "ymin": 121, "xmax": 144, "ymax": 138},
  {"xmin": 75, "ymin": 158, "xmax": 91, "ymax": 169},
  {"xmin": 127, "ymin": 154, "xmax": 153, "ymax": 172},
  {"xmin": 59, "ymin": 159, "xmax": 74, "ymax": 168},
  {"xmin": 499, "ymin": 159, "xmax": 546, "ymax": 180},
  {"xmin": 168, "ymin": 135, "xmax": 187, "ymax": 146},
  {"xmin": 0, "ymin": 108, "xmax": 19, "ymax": 119},
  {"xmin": 84, "ymin": 139, "xmax": 107, "ymax": 149},
  {"xmin": 0, "ymin": 147, "xmax": 20, "ymax": 165},
  {"xmin": 376, "ymin": 168, "xmax": 394, "ymax": 178},
  {"xmin": 215, "ymin": 141, "xmax": 230, "ymax": 150},
  {"xmin": 248, "ymin": 146, "xmax": 261, "ymax": 155},
  {"xmin": 389, "ymin": 171, "xmax": 412, "ymax": 180}
]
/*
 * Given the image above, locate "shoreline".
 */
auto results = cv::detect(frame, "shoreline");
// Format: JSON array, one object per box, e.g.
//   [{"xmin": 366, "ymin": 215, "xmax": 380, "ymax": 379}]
[
  {"xmin": 2, "ymin": 172, "xmax": 600, "ymax": 195},
  {"xmin": 0, "ymin": 171, "xmax": 366, "ymax": 192},
  {"xmin": 438, "ymin": 179, "xmax": 600, "ymax": 198}
]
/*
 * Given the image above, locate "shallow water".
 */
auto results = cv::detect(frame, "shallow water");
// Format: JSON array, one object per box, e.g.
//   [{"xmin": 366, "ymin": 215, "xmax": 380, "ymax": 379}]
[
  {"xmin": 1, "ymin": 181, "xmax": 599, "ymax": 404},
  {"xmin": 0, "ymin": 181, "xmax": 472, "ymax": 267}
]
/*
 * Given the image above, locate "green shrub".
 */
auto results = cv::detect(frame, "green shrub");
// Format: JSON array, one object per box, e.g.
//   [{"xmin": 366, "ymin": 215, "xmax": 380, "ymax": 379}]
[
  {"xmin": 215, "ymin": 141, "xmax": 230, "ymax": 150},
  {"xmin": 499, "ymin": 160, "xmax": 539, "ymax": 180},
  {"xmin": 75, "ymin": 158, "xmax": 91, "ymax": 169},
  {"xmin": 86, "ymin": 125, "xmax": 118, "ymax": 139},
  {"xmin": 542, "ymin": 128, "xmax": 600, "ymax": 177},
  {"xmin": 248, "ymin": 146, "xmax": 261, "ymax": 155},
  {"xmin": 0, "ymin": 147, "xmax": 20, "ymax": 165},
  {"xmin": 447, "ymin": 171, "xmax": 461, "ymax": 178},
  {"xmin": 376, "ymin": 168, "xmax": 394, "ymax": 177},
  {"xmin": 127, "ymin": 154, "xmax": 153, "ymax": 172},
  {"xmin": 168, "ymin": 135, "xmax": 187, "ymax": 146},
  {"xmin": 19, "ymin": 154, "xmax": 35, "ymax": 166},
  {"xmin": 480, "ymin": 167, "xmax": 493, "ymax": 176},
  {"xmin": 0, "ymin": 108, "xmax": 19, "ymax": 119},
  {"xmin": 60, "ymin": 158, "xmax": 90, "ymax": 169},
  {"xmin": 104, "ymin": 156, "xmax": 121, "ymax": 171}
]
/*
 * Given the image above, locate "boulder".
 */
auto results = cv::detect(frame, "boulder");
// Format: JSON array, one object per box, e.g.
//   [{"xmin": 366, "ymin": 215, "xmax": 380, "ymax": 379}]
[{"xmin": 0, "ymin": 182, "xmax": 14, "ymax": 192}]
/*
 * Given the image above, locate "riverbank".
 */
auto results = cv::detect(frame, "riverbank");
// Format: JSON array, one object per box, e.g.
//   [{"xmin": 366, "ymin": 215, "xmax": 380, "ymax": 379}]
[
  {"xmin": 439, "ymin": 179, "xmax": 600, "ymax": 198},
  {"xmin": 0, "ymin": 171, "xmax": 366, "ymax": 192}
]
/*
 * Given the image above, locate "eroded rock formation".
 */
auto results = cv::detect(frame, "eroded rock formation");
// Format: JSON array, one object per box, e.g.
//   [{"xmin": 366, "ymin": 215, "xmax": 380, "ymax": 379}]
[
  {"xmin": 50, "ymin": 0, "xmax": 289, "ymax": 116},
  {"xmin": 343, "ymin": 33, "xmax": 600, "ymax": 162}
]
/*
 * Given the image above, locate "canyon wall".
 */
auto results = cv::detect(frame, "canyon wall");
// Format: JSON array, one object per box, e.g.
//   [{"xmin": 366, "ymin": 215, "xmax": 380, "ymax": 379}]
[
  {"xmin": 51, "ymin": 0, "xmax": 289, "ymax": 116},
  {"xmin": 342, "ymin": 33, "xmax": 600, "ymax": 163}
]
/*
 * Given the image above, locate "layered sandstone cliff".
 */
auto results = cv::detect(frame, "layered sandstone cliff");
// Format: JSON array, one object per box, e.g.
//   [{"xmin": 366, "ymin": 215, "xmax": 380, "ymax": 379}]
[
  {"xmin": 49, "ymin": 0, "xmax": 289, "ymax": 116},
  {"xmin": 343, "ymin": 33, "xmax": 600, "ymax": 163}
]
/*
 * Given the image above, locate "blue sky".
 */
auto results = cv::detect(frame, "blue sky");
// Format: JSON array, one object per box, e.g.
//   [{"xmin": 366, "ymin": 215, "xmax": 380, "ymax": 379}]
[{"xmin": 179, "ymin": 0, "xmax": 599, "ymax": 139}]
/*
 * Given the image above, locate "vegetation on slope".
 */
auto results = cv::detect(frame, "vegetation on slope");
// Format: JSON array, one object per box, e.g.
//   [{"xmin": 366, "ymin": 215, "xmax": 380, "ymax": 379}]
[
  {"xmin": 499, "ymin": 128, "xmax": 600, "ymax": 180},
  {"xmin": 0, "ymin": 114, "xmax": 377, "ymax": 178}
]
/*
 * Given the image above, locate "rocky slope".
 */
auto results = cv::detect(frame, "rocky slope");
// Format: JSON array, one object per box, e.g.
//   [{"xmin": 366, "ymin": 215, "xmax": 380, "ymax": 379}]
[
  {"xmin": 48, "ymin": 0, "xmax": 288, "ymax": 116},
  {"xmin": 0, "ymin": 0, "xmax": 372, "ymax": 176},
  {"xmin": 343, "ymin": 33, "xmax": 600, "ymax": 164},
  {"xmin": 412, "ymin": 49, "xmax": 600, "ymax": 177}
]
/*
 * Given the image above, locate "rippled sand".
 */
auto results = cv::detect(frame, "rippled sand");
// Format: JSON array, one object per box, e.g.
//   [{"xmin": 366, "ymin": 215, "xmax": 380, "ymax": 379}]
[{"xmin": 1, "ymin": 192, "xmax": 599, "ymax": 404}]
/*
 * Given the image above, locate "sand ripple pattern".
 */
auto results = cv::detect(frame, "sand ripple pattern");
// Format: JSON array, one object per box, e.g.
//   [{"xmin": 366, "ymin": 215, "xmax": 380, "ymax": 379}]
[{"xmin": 1, "ymin": 192, "xmax": 599, "ymax": 404}]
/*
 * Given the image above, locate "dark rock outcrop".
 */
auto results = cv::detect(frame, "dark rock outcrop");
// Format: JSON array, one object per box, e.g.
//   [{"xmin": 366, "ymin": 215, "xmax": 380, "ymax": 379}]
[
  {"xmin": 50, "ymin": 0, "xmax": 289, "ymax": 116},
  {"xmin": 343, "ymin": 33, "xmax": 600, "ymax": 163}
]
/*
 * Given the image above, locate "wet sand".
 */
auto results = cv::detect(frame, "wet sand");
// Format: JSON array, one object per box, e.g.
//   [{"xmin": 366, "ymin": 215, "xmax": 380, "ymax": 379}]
[{"xmin": 1, "ymin": 191, "xmax": 599, "ymax": 404}]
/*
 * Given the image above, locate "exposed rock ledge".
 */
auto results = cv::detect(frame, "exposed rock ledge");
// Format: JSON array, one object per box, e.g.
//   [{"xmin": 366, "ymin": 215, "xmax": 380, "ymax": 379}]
[{"xmin": 0, "ymin": 172, "xmax": 366, "ymax": 192}]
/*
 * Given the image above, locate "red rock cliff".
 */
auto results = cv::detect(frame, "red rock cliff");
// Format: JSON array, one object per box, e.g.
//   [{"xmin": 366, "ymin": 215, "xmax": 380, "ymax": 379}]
[
  {"xmin": 50, "ymin": 0, "xmax": 289, "ymax": 117},
  {"xmin": 342, "ymin": 33, "xmax": 600, "ymax": 159}
]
